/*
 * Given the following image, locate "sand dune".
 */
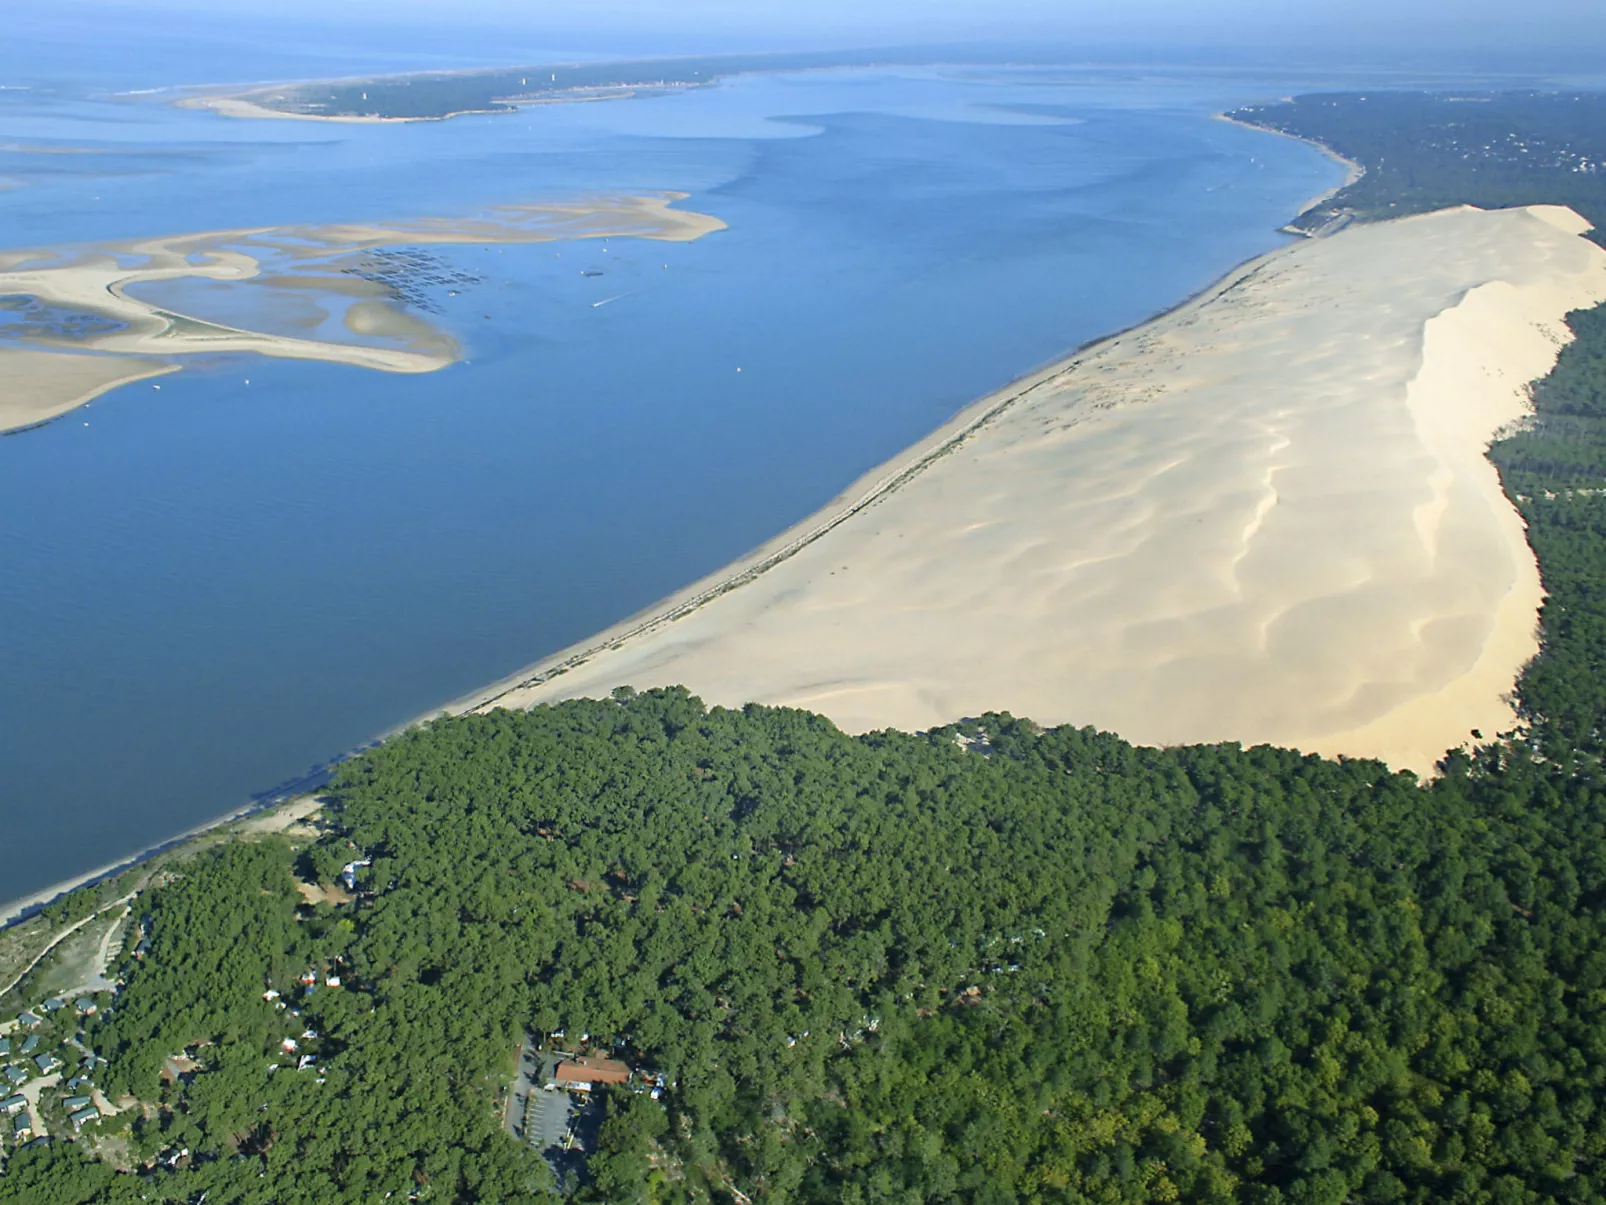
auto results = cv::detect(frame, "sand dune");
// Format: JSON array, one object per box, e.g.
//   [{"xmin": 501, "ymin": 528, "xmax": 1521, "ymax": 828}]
[
  {"xmin": 476, "ymin": 205, "xmax": 1606, "ymax": 774},
  {"xmin": 0, "ymin": 194, "xmax": 725, "ymax": 433}
]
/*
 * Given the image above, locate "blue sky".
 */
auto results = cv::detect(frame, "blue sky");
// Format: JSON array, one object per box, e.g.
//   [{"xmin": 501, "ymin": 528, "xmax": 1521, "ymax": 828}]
[{"xmin": 71, "ymin": 0, "xmax": 1606, "ymax": 49}]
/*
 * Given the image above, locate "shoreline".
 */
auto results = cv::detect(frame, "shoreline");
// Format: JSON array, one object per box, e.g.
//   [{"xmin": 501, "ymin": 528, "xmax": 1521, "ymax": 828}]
[
  {"xmin": 163, "ymin": 65, "xmax": 562, "ymax": 124},
  {"xmin": 474, "ymin": 204, "xmax": 1603, "ymax": 771},
  {"xmin": 0, "ymin": 194, "xmax": 726, "ymax": 435},
  {"xmin": 0, "ymin": 231, "xmax": 1302, "ymax": 932},
  {"xmin": 0, "ymin": 772, "xmax": 332, "ymax": 929},
  {"xmin": 1214, "ymin": 112, "xmax": 1365, "ymax": 226},
  {"xmin": 0, "ymin": 117, "xmax": 1372, "ymax": 929},
  {"xmin": 429, "ymin": 242, "xmax": 1303, "ymax": 723},
  {"xmin": 0, "ymin": 357, "xmax": 180, "ymax": 437},
  {"xmin": 165, "ymin": 57, "xmax": 711, "ymax": 125},
  {"xmin": 424, "ymin": 120, "xmax": 1359, "ymax": 721}
]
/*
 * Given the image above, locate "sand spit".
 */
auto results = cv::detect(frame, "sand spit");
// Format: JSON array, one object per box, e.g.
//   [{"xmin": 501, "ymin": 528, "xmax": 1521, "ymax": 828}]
[
  {"xmin": 0, "ymin": 350, "xmax": 179, "ymax": 434},
  {"xmin": 178, "ymin": 92, "xmax": 423, "ymax": 124},
  {"xmin": 176, "ymin": 78, "xmax": 693, "ymax": 125},
  {"xmin": 476, "ymin": 205, "xmax": 1606, "ymax": 775},
  {"xmin": 0, "ymin": 194, "xmax": 725, "ymax": 433}
]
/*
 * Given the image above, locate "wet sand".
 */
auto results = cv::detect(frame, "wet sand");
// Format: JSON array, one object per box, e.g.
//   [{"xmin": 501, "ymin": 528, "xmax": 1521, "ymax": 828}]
[
  {"xmin": 0, "ymin": 350, "xmax": 179, "ymax": 434},
  {"xmin": 0, "ymin": 194, "xmax": 725, "ymax": 433},
  {"xmin": 466, "ymin": 205, "xmax": 1606, "ymax": 775}
]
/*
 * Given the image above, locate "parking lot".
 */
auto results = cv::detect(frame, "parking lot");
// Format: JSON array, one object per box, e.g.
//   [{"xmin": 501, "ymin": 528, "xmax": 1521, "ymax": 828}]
[
  {"xmin": 505, "ymin": 1038, "xmax": 575, "ymax": 1153},
  {"xmin": 523, "ymin": 1084, "xmax": 572, "ymax": 1151}
]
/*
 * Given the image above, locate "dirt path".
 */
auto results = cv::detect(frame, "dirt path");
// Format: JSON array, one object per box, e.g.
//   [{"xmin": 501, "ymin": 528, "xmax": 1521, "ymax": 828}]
[
  {"xmin": 67, "ymin": 904, "xmax": 132, "ymax": 996},
  {"xmin": 0, "ymin": 895, "xmax": 134, "ymax": 1000}
]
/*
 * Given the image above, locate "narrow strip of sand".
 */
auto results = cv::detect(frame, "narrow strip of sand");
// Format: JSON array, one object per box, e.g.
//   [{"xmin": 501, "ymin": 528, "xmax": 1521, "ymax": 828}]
[
  {"xmin": 178, "ymin": 93, "xmax": 428, "ymax": 124},
  {"xmin": 462, "ymin": 204, "xmax": 1606, "ymax": 775}
]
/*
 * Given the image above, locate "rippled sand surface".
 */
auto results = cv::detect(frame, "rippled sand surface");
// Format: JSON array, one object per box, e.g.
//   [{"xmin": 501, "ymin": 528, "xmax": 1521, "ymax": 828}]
[
  {"xmin": 485, "ymin": 206, "xmax": 1606, "ymax": 773},
  {"xmin": 0, "ymin": 194, "xmax": 724, "ymax": 433}
]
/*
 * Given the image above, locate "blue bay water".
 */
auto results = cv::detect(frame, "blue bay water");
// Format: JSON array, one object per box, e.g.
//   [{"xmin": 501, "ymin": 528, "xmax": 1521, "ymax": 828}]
[{"xmin": 0, "ymin": 44, "xmax": 1352, "ymax": 908}]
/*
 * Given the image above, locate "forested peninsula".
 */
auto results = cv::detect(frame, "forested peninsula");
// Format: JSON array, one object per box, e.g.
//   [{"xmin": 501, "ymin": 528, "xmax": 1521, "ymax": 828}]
[
  {"xmin": 6, "ymin": 90, "xmax": 1606, "ymax": 1204},
  {"xmin": 186, "ymin": 47, "xmax": 995, "ymax": 122}
]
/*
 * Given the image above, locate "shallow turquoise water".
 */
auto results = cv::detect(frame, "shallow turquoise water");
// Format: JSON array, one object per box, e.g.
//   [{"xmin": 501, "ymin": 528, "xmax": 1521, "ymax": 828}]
[{"xmin": 0, "ymin": 44, "xmax": 1352, "ymax": 907}]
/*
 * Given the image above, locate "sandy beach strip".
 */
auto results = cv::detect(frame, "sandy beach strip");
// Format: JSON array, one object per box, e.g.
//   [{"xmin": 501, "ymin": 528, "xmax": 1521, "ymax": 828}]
[
  {"xmin": 178, "ymin": 93, "xmax": 428, "ymax": 124},
  {"xmin": 461, "ymin": 204, "xmax": 1606, "ymax": 775},
  {"xmin": 9, "ymin": 203, "xmax": 1599, "ymax": 925},
  {"xmin": 0, "ymin": 787, "xmax": 328, "ymax": 928}
]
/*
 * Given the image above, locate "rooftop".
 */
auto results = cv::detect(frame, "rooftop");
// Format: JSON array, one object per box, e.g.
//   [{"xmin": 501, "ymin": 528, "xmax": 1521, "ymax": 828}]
[{"xmin": 553, "ymin": 1055, "xmax": 631, "ymax": 1085}]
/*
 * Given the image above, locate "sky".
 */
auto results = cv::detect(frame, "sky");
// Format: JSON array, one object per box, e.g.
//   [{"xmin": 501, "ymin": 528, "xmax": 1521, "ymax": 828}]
[{"xmin": 58, "ymin": 0, "xmax": 1606, "ymax": 52}]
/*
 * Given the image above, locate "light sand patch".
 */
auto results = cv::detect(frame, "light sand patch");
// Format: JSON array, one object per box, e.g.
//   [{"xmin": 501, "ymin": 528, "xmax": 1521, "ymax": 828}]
[
  {"xmin": 0, "ymin": 349, "xmax": 179, "ymax": 433},
  {"xmin": 178, "ymin": 92, "xmax": 437, "ymax": 124},
  {"xmin": 343, "ymin": 299, "xmax": 458, "ymax": 359},
  {"xmin": 0, "ymin": 194, "xmax": 724, "ymax": 432},
  {"xmin": 474, "ymin": 206, "xmax": 1606, "ymax": 775},
  {"xmin": 253, "ymin": 273, "xmax": 389, "ymax": 298},
  {"xmin": 295, "ymin": 878, "xmax": 352, "ymax": 907},
  {"xmin": 234, "ymin": 795, "xmax": 323, "ymax": 836}
]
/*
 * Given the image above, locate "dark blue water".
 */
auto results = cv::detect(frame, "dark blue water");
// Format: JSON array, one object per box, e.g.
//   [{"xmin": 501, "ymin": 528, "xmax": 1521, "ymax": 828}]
[{"xmin": 0, "ymin": 40, "xmax": 1354, "ymax": 908}]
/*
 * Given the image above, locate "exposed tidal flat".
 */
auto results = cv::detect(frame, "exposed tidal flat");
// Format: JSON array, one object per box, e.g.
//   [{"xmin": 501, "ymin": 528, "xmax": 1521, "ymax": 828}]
[
  {"xmin": 4, "ymin": 60, "xmax": 1363, "ymax": 916},
  {"xmin": 0, "ymin": 194, "xmax": 724, "ymax": 433}
]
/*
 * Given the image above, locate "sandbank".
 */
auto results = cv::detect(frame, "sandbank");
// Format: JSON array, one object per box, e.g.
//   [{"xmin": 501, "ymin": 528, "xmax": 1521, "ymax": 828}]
[
  {"xmin": 466, "ymin": 205, "xmax": 1606, "ymax": 775},
  {"xmin": 0, "ymin": 350, "xmax": 178, "ymax": 434},
  {"xmin": 0, "ymin": 194, "xmax": 725, "ymax": 433},
  {"xmin": 178, "ymin": 93, "xmax": 425, "ymax": 124}
]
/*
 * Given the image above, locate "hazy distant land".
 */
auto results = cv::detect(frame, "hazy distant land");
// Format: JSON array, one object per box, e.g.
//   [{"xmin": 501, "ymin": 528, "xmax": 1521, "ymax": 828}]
[{"xmin": 177, "ymin": 48, "xmax": 987, "ymax": 122}]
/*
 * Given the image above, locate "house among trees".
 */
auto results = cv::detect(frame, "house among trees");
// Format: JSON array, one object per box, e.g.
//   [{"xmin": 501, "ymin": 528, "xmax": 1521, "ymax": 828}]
[{"xmin": 551, "ymin": 1054, "xmax": 631, "ymax": 1092}]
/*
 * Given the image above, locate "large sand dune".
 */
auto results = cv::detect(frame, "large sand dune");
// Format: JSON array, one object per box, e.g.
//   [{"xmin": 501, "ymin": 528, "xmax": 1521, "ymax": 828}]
[{"xmin": 476, "ymin": 205, "xmax": 1606, "ymax": 774}]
